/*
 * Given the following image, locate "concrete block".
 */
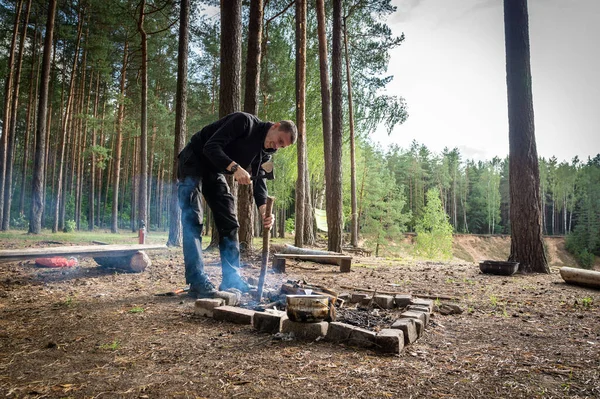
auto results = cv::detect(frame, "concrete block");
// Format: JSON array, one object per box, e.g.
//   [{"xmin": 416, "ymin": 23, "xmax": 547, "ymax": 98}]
[
  {"xmin": 411, "ymin": 298, "xmax": 434, "ymax": 312},
  {"xmin": 253, "ymin": 311, "xmax": 287, "ymax": 334},
  {"xmin": 194, "ymin": 298, "xmax": 225, "ymax": 317},
  {"xmin": 399, "ymin": 310, "xmax": 426, "ymax": 326},
  {"xmin": 213, "ymin": 306, "xmax": 255, "ymax": 325},
  {"xmin": 360, "ymin": 296, "xmax": 373, "ymax": 306},
  {"xmin": 215, "ymin": 291, "xmax": 239, "ymax": 306},
  {"xmin": 281, "ymin": 319, "xmax": 328, "ymax": 340},
  {"xmin": 394, "ymin": 294, "xmax": 412, "ymax": 308},
  {"xmin": 376, "ymin": 329, "xmax": 405, "ymax": 354},
  {"xmin": 351, "ymin": 293, "xmax": 368, "ymax": 303},
  {"xmin": 406, "ymin": 306, "xmax": 430, "ymax": 325},
  {"xmin": 414, "ymin": 319, "xmax": 424, "ymax": 337},
  {"xmin": 326, "ymin": 322, "xmax": 376, "ymax": 348},
  {"xmin": 373, "ymin": 295, "xmax": 395, "ymax": 309},
  {"xmin": 390, "ymin": 318, "xmax": 418, "ymax": 344}
]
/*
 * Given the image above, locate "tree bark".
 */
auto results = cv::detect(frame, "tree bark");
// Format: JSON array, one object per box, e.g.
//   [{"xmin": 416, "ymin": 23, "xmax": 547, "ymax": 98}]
[
  {"xmin": 209, "ymin": 0, "xmax": 242, "ymax": 249},
  {"xmin": 239, "ymin": 0, "xmax": 264, "ymax": 253},
  {"xmin": 137, "ymin": 0, "xmax": 149, "ymax": 231},
  {"xmin": 294, "ymin": 0, "xmax": 307, "ymax": 247},
  {"xmin": 343, "ymin": 16, "xmax": 358, "ymax": 246},
  {"xmin": 0, "ymin": 0, "xmax": 24, "ymax": 226},
  {"xmin": 88, "ymin": 71, "xmax": 100, "ymax": 230},
  {"xmin": 2, "ymin": 0, "xmax": 32, "ymax": 230},
  {"xmin": 53, "ymin": 6, "xmax": 83, "ymax": 233},
  {"xmin": 329, "ymin": 0, "xmax": 344, "ymax": 252},
  {"xmin": 20, "ymin": 25, "xmax": 39, "ymax": 216},
  {"xmin": 167, "ymin": 0, "xmax": 189, "ymax": 246},
  {"xmin": 112, "ymin": 40, "xmax": 128, "ymax": 233},
  {"xmin": 29, "ymin": 0, "xmax": 57, "ymax": 234},
  {"xmin": 504, "ymin": 0, "xmax": 549, "ymax": 273},
  {"xmin": 316, "ymin": 0, "xmax": 333, "ymax": 243}
]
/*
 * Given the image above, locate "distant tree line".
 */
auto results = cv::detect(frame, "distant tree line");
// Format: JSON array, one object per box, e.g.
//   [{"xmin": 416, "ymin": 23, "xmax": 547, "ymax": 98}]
[{"xmin": 0, "ymin": 0, "xmax": 597, "ymax": 266}]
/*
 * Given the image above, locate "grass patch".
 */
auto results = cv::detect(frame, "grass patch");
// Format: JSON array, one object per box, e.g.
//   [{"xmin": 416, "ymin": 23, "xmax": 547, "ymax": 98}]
[
  {"xmin": 99, "ymin": 341, "xmax": 121, "ymax": 351},
  {"xmin": 128, "ymin": 306, "xmax": 145, "ymax": 313}
]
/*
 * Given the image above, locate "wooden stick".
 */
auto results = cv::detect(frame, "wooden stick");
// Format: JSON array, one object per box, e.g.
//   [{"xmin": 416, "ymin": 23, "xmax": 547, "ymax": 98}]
[
  {"xmin": 339, "ymin": 285, "xmax": 457, "ymax": 301},
  {"xmin": 256, "ymin": 196, "xmax": 274, "ymax": 301}
]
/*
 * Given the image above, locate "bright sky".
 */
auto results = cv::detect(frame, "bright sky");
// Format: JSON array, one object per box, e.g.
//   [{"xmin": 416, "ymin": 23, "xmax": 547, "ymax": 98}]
[{"xmin": 371, "ymin": 0, "xmax": 600, "ymax": 162}]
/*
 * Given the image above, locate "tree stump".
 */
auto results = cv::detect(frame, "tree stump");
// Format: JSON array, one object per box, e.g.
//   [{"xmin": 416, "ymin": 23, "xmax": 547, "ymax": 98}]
[{"xmin": 94, "ymin": 251, "xmax": 151, "ymax": 273}]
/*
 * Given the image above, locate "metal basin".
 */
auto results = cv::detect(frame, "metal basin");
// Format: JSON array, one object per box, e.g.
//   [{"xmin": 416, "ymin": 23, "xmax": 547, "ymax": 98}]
[
  {"xmin": 286, "ymin": 295, "xmax": 330, "ymax": 323},
  {"xmin": 479, "ymin": 260, "xmax": 519, "ymax": 276}
]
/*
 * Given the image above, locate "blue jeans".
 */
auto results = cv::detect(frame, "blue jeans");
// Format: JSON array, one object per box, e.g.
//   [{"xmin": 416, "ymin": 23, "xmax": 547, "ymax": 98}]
[{"xmin": 178, "ymin": 171, "xmax": 241, "ymax": 286}]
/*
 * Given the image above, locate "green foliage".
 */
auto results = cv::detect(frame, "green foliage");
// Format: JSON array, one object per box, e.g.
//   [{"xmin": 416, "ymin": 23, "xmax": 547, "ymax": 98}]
[
  {"xmin": 565, "ymin": 156, "xmax": 600, "ymax": 268},
  {"xmin": 414, "ymin": 188, "xmax": 453, "ymax": 260},
  {"xmin": 285, "ymin": 218, "xmax": 295, "ymax": 234},
  {"xmin": 64, "ymin": 220, "xmax": 77, "ymax": 233}
]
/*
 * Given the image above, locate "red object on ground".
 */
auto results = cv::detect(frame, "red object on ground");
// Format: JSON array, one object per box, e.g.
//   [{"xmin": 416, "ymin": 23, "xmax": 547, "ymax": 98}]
[{"xmin": 34, "ymin": 257, "xmax": 78, "ymax": 268}]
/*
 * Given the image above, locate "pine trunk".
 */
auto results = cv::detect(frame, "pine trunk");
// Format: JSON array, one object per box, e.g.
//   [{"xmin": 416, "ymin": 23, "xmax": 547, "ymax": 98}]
[
  {"xmin": 504, "ymin": 0, "xmax": 549, "ymax": 273},
  {"xmin": 138, "ymin": 0, "xmax": 148, "ymax": 231},
  {"xmin": 29, "ymin": 0, "xmax": 57, "ymax": 234},
  {"xmin": 168, "ymin": 0, "xmax": 189, "ymax": 246},
  {"xmin": 112, "ymin": 40, "xmax": 128, "ymax": 233},
  {"xmin": 294, "ymin": 0, "xmax": 307, "ymax": 247},
  {"xmin": 343, "ymin": 18, "xmax": 358, "ymax": 246},
  {"xmin": 0, "ymin": 0, "xmax": 24, "ymax": 226},
  {"xmin": 239, "ymin": 0, "xmax": 264, "ymax": 253},
  {"xmin": 329, "ymin": 0, "xmax": 344, "ymax": 252}
]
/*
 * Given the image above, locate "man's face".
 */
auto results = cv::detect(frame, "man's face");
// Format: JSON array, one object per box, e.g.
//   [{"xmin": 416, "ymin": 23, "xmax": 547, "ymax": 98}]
[{"xmin": 265, "ymin": 125, "xmax": 293, "ymax": 150}]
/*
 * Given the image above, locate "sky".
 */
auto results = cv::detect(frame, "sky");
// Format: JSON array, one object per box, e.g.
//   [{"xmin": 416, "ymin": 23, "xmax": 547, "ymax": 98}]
[{"xmin": 370, "ymin": 0, "xmax": 600, "ymax": 162}]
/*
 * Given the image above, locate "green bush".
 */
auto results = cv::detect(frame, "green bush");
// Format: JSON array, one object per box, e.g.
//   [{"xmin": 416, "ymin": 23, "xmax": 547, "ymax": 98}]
[
  {"xmin": 64, "ymin": 220, "xmax": 76, "ymax": 233},
  {"xmin": 285, "ymin": 218, "xmax": 295, "ymax": 234},
  {"xmin": 12, "ymin": 214, "xmax": 28, "ymax": 229},
  {"xmin": 414, "ymin": 188, "xmax": 454, "ymax": 260}
]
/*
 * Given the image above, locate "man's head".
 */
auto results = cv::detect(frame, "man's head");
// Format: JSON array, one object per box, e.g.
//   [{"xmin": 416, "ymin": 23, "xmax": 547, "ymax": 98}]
[{"xmin": 264, "ymin": 120, "xmax": 297, "ymax": 150}]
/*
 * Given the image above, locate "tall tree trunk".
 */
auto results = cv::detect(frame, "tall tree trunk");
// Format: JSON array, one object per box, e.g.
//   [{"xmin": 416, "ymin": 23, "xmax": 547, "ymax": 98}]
[
  {"xmin": 147, "ymin": 118, "xmax": 157, "ymax": 227},
  {"xmin": 29, "ymin": 0, "xmax": 57, "ymax": 234},
  {"xmin": 504, "ymin": 0, "xmax": 548, "ymax": 273},
  {"xmin": 20, "ymin": 25, "xmax": 39, "ymax": 216},
  {"xmin": 239, "ymin": 0, "xmax": 264, "ymax": 253},
  {"xmin": 2, "ymin": 0, "xmax": 32, "ymax": 230},
  {"xmin": 53, "ymin": 7, "xmax": 83, "ymax": 233},
  {"xmin": 294, "ymin": 0, "xmax": 307, "ymax": 247},
  {"xmin": 343, "ymin": 17, "xmax": 358, "ymax": 246},
  {"xmin": 112, "ymin": 40, "xmax": 128, "ymax": 233},
  {"xmin": 88, "ymin": 71, "xmax": 100, "ymax": 230},
  {"xmin": 0, "ymin": 0, "xmax": 24, "ymax": 226},
  {"xmin": 316, "ymin": 0, "xmax": 333, "ymax": 242},
  {"xmin": 137, "ymin": 0, "xmax": 148, "ymax": 231},
  {"xmin": 168, "ymin": 0, "xmax": 189, "ymax": 246},
  {"xmin": 209, "ymin": 0, "xmax": 242, "ymax": 249},
  {"xmin": 329, "ymin": 0, "xmax": 344, "ymax": 252}
]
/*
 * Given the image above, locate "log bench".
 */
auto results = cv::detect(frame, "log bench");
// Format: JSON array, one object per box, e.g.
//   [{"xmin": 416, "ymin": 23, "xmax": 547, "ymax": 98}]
[
  {"xmin": 272, "ymin": 253, "xmax": 352, "ymax": 273},
  {"xmin": 0, "ymin": 244, "xmax": 167, "ymax": 273}
]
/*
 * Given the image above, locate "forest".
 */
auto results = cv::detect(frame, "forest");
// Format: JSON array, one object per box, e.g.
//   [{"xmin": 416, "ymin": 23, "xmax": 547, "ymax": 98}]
[{"xmin": 0, "ymin": 0, "xmax": 598, "ymax": 266}]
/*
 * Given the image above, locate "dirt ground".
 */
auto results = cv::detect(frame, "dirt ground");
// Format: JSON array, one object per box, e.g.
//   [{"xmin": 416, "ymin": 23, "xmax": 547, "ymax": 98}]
[{"xmin": 1, "ymin": 234, "xmax": 599, "ymax": 398}]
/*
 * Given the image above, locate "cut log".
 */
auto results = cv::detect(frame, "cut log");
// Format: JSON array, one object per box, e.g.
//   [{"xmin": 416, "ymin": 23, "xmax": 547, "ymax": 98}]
[
  {"xmin": 0, "ymin": 244, "xmax": 166, "ymax": 264},
  {"xmin": 278, "ymin": 244, "xmax": 341, "ymax": 264},
  {"xmin": 94, "ymin": 251, "xmax": 151, "ymax": 273},
  {"xmin": 560, "ymin": 267, "xmax": 600, "ymax": 289}
]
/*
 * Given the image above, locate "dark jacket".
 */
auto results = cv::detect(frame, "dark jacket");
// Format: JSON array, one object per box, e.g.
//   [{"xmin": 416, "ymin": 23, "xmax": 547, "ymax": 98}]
[{"xmin": 179, "ymin": 112, "xmax": 275, "ymax": 207}]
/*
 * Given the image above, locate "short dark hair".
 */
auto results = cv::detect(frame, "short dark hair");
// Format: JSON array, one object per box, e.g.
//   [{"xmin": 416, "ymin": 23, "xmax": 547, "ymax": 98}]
[{"xmin": 278, "ymin": 120, "xmax": 297, "ymax": 144}]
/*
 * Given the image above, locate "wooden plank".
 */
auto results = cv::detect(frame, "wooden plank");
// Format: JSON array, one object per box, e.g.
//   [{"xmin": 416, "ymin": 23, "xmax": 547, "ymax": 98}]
[
  {"xmin": 273, "ymin": 253, "xmax": 352, "ymax": 259},
  {"xmin": 0, "ymin": 244, "xmax": 167, "ymax": 264}
]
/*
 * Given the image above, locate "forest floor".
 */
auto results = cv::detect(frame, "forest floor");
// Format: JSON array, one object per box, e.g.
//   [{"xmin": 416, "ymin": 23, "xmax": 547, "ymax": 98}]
[{"xmin": 0, "ymin": 231, "xmax": 599, "ymax": 398}]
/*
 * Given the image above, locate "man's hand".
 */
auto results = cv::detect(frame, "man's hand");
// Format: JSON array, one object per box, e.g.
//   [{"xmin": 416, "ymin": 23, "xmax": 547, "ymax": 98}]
[
  {"xmin": 228, "ymin": 162, "xmax": 251, "ymax": 185},
  {"xmin": 259, "ymin": 204, "xmax": 274, "ymax": 229}
]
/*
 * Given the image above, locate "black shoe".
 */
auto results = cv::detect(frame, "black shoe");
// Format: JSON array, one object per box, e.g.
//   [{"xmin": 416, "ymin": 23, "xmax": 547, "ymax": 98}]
[
  {"xmin": 189, "ymin": 279, "xmax": 217, "ymax": 298},
  {"xmin": 219, "ymin": 276, "xmax": 256, "ymax": 293}
]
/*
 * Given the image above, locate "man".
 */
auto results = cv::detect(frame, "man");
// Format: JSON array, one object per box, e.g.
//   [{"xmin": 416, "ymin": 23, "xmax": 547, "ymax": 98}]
[{"xmin": 178, "ymin": 112, "xmax": 297, "ymax": 298}]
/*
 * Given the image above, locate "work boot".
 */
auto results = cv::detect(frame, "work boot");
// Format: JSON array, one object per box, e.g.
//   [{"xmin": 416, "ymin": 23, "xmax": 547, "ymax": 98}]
[
  {"xmin": 219, "ymin": 275, "xmax": 256, "ymax": 293},
  {"xmin": 188, "ymin": 278, "xmax": 217, "ymax": 298}
]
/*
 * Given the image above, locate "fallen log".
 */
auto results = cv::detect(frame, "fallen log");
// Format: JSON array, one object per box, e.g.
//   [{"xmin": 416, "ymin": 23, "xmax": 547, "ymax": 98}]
[
  {"xmin": 94, "ymin": 251, "xmax": 151, "ymax": 273},
  {"xmin": 559, "ymin": 266, "xmax": 600, "ymax": 289},
  {"xmin": 276, "ymin": 244, "xmax": 341, "ymax": 265}
]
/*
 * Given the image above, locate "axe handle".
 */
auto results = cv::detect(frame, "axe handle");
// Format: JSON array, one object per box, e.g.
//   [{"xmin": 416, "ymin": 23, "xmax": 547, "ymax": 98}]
[{"xmin": 256, "ymin": 196, "xmax": 274, "ymax": 301}]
